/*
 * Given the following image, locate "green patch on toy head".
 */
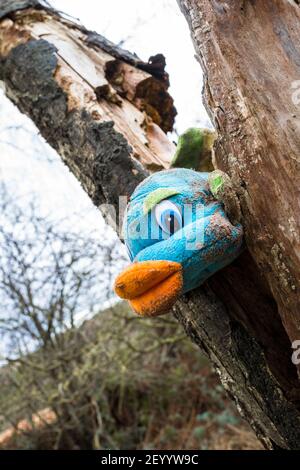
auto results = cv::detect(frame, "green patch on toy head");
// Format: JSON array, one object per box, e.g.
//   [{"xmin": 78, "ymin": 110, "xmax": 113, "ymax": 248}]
[
  {"xmin": 210, "ymin": 174, "xmax": 224, "ymax": 195},
  {"xmin": 143, "ymin": 188, "xmax": 180, "ymax": 215}
]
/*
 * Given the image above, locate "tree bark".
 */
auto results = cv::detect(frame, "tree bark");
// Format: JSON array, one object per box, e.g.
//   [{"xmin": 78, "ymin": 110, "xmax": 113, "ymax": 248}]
[
  {"xmin": 1, "ymin": 0, "xmax": 300, "ymax": 449},
  {"xmin": 178, "ymin": 0, "xmax": 300, "ymax": 354}
]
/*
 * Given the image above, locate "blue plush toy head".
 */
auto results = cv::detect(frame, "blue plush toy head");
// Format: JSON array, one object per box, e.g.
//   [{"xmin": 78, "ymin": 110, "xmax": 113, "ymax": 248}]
[{"xmin": 115, "ymin": 169, "xmax": 243, "ymax": 317}]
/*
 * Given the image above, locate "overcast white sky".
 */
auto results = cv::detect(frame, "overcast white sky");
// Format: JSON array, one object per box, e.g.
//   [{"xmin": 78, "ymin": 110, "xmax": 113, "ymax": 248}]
[{"xmin": 0, "ymin": 0, "xmax": 210, "ymax": 252}]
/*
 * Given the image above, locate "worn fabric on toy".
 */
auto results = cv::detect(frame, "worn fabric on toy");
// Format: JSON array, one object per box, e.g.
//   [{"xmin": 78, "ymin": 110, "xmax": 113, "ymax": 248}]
[{"xmin": 114, "ymin": 168, "xmax": 243, "ymax": 317}]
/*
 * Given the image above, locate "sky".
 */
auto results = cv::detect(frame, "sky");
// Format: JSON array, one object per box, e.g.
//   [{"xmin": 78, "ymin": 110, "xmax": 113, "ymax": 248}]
[{"xmin": 0, "ymin": 0, "xmax": 210, "ymax": 285}]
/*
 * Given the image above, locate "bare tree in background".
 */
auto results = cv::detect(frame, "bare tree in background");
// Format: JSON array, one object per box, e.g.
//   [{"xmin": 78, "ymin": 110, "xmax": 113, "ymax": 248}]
[
  {"xmin": 0, "ymin": 182, "xmax": 126, "ymax": 448},
  {"xmin": 0, "ymin": 0, "xmax": 300, "ymax": 449},
  {"xmin": 0, "ymin": 184, "xmax": 198, "ymax": 451},
  {"xmin": 0, "ymin": 183, "xmax": 119, "ymax": 356}
]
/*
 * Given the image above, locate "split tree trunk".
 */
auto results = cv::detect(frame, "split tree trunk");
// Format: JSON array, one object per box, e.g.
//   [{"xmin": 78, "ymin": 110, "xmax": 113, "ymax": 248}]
[{"xmin": 0, "ymin": 0, "xmax": 300, "ymax": 449}]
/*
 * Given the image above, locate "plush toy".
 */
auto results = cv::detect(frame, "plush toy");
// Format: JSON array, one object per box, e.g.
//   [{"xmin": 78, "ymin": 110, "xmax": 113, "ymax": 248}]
[{"xmin": 114, "ymin": 129, "xmax": 243, "ymax": 317}]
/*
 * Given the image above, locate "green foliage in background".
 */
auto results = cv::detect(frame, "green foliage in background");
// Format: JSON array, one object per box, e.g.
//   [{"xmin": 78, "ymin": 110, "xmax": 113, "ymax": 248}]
[{"xmin": 0, "ymin": 302, "xmax": 260, "ymax": 450}]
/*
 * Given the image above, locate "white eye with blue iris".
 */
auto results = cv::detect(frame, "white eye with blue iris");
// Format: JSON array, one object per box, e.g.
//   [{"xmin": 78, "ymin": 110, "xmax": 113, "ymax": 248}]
[{"xmin": 155, "ymin": 200, "xmax": 183, "ymax": 235}]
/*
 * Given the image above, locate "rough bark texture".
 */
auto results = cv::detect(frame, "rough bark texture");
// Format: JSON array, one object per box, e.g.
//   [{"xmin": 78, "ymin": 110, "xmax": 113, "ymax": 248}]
[
  {"xmin": 178, "ymin": 0, "xmax": 300, "ymax": 349},
  {"xmin": 176, "ymin": 0, "xmax": 300, "ymax": 448},
  {"xmin": 1, "ymin": 0, "xmax": 300, "ymax": 449}
]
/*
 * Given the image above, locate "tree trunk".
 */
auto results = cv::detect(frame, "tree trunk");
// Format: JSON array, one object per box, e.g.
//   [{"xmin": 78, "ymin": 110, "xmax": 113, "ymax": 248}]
[{"xmin": 0, "ymin": 0, "xmax": 300, "ymax": 449}]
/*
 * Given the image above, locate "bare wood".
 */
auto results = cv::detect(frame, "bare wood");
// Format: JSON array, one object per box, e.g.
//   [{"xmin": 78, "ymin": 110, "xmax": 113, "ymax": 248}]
[
  {"xmin": 1, "ymin": 0, "xmax": 300, "ymax": 449},
  {"xmin": 0, "ymin": 5, "xmax": 176, "ymax": 175}
]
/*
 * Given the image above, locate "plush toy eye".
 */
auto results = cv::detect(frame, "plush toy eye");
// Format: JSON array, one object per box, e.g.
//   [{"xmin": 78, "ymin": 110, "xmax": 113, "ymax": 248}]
[{"xmin": 155, "ymin": 200, "xmax": 183, "ymax": 235}]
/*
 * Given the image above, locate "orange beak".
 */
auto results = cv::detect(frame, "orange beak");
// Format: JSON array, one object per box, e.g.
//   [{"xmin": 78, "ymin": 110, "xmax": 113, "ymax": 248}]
[{"xmin": 114, "ymin": 260, "xmax": 183, "ymax": 317}]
